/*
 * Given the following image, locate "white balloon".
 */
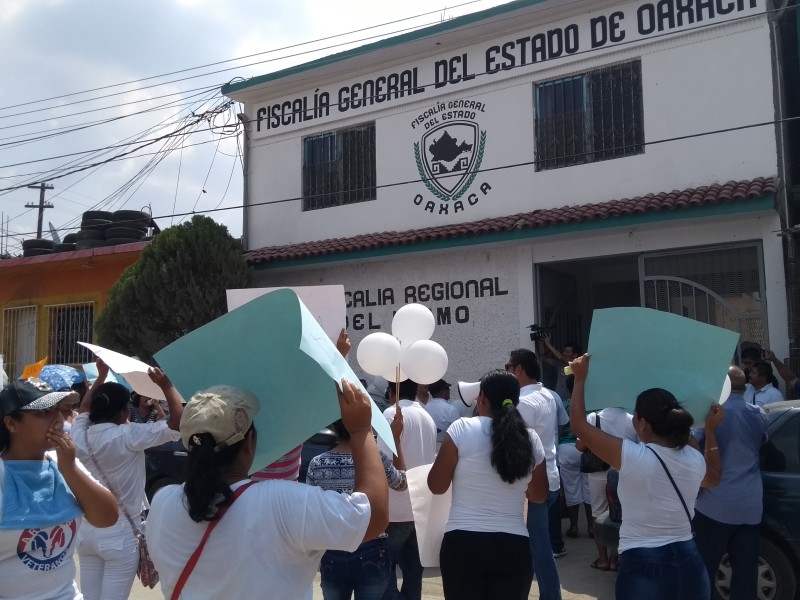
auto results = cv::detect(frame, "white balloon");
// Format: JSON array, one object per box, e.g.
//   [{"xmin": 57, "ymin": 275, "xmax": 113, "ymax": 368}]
[
  {"xmin": 718, "ymin": 375, "xmax": 732, "ymax": 405},
  {"xmin": 392, "ymin": 304, "xmax": 436, "ymax": 347},
  {"xmin": 356, "ymin": 332, "xmax": 402, "ymax": 377},
  {"xmin": 382, "ymin": 365, "xmax": 409, "ymax": 384},
  {"xmin": 400, "ymin": 340, "xmax": 449, "ymax": 385}
]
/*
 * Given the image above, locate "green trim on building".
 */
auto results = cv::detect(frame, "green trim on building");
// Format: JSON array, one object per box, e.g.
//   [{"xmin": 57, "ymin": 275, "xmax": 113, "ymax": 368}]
[
  {"xmin": 250, "ymin": 195, "xmax": 775, "ymax": 270},
  {"xmin": 222, "ymin": 0, "xmax": 550, "ymax": 95}
]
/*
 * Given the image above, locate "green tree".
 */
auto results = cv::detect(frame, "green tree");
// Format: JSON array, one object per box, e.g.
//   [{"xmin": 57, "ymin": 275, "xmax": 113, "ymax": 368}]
[{"xmin": 96, "ymin": 215, "xmax": 250, "ymax": 362}]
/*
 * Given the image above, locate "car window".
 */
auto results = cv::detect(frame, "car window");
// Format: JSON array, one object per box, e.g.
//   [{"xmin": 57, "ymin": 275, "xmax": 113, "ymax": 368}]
[{"xmin": 762, "ymin": 412, "xmax": 800, "ymax": 473}]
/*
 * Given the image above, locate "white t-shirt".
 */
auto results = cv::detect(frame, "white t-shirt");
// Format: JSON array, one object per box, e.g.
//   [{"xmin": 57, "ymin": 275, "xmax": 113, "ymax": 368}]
[
  {"xmin": 146, "ymin": 479, "xmax": 371, "ymax": 600},
  {"xmin": 617, "ymin": 439, "xmax": 706, "ymax": 553},
  {"xmin": 0, "ymin": 452, "xmax": 94, "ymax": 600},
  {"xmin": 71, "ymin": 413, "xmax": 180, "ymax": 519},
  {"xmin": 517, "ymin": 383, "xmax": 560, "ymax": 491},
  {"xmin": 377, "ymin": 400, "xmax": 437, "ymax": 522},
  {"xmin": 423, "ymin": 398, "xmax": 461, "ymax": 442},
  {"xmin": 586, "ymin": 408, "xmax": 638, "ymax": 442},
  {"xmin": 445, "ymin": 417, "xmax": 545, "ymax": 537}
]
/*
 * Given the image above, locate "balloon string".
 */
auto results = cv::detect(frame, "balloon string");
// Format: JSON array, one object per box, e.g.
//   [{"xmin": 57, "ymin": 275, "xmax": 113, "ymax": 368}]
[{"xmin": 395, "ymin": 365, "xmax": 400, "ymax": 411}]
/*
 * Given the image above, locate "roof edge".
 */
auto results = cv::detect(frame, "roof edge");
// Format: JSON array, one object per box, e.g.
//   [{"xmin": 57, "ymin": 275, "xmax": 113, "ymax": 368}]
[{"xmin": 222, "ymin": 0, "xmax": 550, "ymax": 96}]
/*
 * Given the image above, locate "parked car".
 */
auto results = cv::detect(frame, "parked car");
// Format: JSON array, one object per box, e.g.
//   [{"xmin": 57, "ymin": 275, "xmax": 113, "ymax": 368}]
[
  {"xmin": 144, "ymin": 439, "xmax": 188, "ymax": 501},
  {"xmin": 594, "ymin": 401, "xmax": 800, "ymax": 600}
]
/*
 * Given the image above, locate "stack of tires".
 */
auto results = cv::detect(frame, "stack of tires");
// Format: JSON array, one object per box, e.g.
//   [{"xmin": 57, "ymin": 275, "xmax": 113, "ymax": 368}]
[
  {"xmin": 53, "ymin": 232, "xmax": 77, "ymax": 253},
  {"xmin": 76, "ymin": 210, "xmax": 113, "ymax": 251},
  {"xmin": 22, "ymin": 238, "xmax": 54, "ymax": 257},
  {"xmin": 75, "ymin": 209, "xmax": 150, "ymax": 250},
  {"xmin": 105, "ymin": 210, "xmax": 150, "ymax": 245}
]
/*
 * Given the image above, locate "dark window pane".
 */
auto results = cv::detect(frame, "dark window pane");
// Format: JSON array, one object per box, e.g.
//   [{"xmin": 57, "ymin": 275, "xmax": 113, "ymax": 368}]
[
  {"xmin": 535, "ymin": 60, "xmax": 643, "ymax": 171},
  {"xmin": 302, "ymin": 123, "xmax": 377, "ymax": 211}
]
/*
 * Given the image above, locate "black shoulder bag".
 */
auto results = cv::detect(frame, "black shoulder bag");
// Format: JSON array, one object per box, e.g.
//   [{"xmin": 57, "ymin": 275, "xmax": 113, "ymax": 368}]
[{"xmin": 580, "ymin": 413, "xmax": 610, "ymax": 473}]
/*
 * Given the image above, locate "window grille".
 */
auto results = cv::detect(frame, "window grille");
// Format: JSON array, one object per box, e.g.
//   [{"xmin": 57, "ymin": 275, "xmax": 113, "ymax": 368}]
[
  {"xmin": 302, "ymin": 122, "xmax": 377, "ymax": 211},
  {"xmin": 535, "ymin": 60, "xmax": 644, "ymax": 171},
  {"xmin": 1, "ymin": 305, "xmax": 38, "ymax": 379},
  {"xmin": 46, "ymin": 302, "xmax": 94, "ymax": 365}
]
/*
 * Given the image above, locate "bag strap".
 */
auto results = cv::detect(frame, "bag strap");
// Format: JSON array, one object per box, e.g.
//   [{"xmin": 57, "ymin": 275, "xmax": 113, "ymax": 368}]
[
  {"xmin": 170, "ymin": 480, "xmax": 257, "ymax": 600},
  {"xmin": 83, "ymin": 431, "xmax": 143, "ymax": 538},
  {"xmin": 645, "ymin": 445, "xmax": 694, "ymax": 535}
]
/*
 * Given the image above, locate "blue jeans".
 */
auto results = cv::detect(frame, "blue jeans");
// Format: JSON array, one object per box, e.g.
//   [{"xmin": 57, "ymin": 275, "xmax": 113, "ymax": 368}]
[
  {"xmin": 321, "ymin": 537, "xmax": 391, "ymax": 600},
  {"xmin": 616, "ymin": 540, "xmax": 710, "ymax": 600},
  {"xmin": 693, "ymin": 511, "xmax": 760, "ymax": 600},
  {"xmin": 526, "ymin": 491, "xmax": 562, "ymax": 600},
  {"xmin": 382, "ymin": 522, "xmax": 423, "ymax": 600}
]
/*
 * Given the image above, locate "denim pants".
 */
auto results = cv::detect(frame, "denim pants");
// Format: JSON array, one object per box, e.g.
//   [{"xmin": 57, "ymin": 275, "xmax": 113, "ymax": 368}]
[
  {"xmin": 320, "ymin": 537, "xmax": 391, "ymax": 600},
  {"xmin": 77, "ymin": 520, "xmax": 139, "ymax": 600},
  {"xmin": 526, "ymin": 491, "xmax": 562, "ymax": 600},
  {"xmin": 616, "ymin": 539, "xmax": 710, "ymax": 600},
  {"xmin": 440, "ymin": 530, "xmax": 532, "ymax": 600},
  {"xmin": 382, "ymin": 522, "xmax": 423, "ymax": 600},
  {"xmin": 693, "ymin": 511, "xmax": 760, "ymax": 600}
]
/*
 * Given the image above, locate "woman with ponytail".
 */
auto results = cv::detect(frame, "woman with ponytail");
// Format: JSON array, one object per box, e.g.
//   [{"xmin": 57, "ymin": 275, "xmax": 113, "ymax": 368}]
[
  {"xmin": 70, "ymin": 360, "xmax": 183, "ymax": 600},
  {"xmin": 428, "ymin": 369, "xmax": 547, "ymax": 600},
  {"xmin": 568, "ymin": 355, "xmax": 725, "ymax": 600},
  {"xmin": 145, "ymin": 379, "xmax": 389, "ymax": 600}
]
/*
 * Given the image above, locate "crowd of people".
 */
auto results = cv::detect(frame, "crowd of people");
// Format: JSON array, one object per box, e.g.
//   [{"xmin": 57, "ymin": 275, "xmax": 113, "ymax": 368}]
[{"xmin": 0, "ymin": 334, "xmax": 783, "ymax": 600}]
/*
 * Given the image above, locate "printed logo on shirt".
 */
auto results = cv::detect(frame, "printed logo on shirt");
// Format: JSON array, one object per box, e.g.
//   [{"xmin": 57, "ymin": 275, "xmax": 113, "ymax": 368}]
[{"xmin": 16, "ymin": 519, "xmax": 77, "ymax": 572}]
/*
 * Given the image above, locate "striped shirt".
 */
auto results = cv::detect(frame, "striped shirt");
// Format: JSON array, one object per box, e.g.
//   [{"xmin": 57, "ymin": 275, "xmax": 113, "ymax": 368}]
[{"xmin": 251, "ymin": 445, "xmax": 303, "ymax": 481}]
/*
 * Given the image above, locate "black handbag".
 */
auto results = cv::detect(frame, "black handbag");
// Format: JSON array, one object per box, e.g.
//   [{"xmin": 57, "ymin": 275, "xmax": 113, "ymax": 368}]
[{"xmin": 580, "ymin": 413, "xmax": 610, "ymax": 473}]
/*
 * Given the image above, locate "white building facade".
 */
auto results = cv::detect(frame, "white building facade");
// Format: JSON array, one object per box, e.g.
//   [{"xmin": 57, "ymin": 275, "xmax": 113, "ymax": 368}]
[{"xmin": 225, "ymin": 0, "xmax": 795, "ymax": 384}]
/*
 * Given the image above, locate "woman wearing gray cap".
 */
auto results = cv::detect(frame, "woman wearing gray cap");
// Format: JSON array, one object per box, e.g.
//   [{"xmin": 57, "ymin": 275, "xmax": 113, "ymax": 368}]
[
  {"xmin": 145, "ymin": 378, "xmax": 388, "ymax": 600},
  {"xmin": 0, "ymin": 378, "xmax": 118, "ymax": 600}
]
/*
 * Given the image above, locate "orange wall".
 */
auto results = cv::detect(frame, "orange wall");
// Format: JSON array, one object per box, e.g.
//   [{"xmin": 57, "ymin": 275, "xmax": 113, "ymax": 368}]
[{"xmin": 0, "ymin": 246, "xmax": 144, "ymax": 370}]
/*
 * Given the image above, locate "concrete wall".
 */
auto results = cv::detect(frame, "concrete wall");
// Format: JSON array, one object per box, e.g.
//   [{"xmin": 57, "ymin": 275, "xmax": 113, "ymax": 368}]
[{"xmin": 240, "ymin": 0, "xmax": 775, "ymax": 249}]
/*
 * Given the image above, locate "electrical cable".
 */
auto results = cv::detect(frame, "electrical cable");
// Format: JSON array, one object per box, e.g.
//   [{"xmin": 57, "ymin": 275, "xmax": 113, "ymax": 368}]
[
  {"xmin": 0, "ymin": 0, "xmax": 490, "ymax": 113},
  {"xmin": 0, "ymin": 3, "xmax": 789, "ymax": 247},
  {"xmin": 5, "ymin": 111, "xmax": 798, "ymax": 240}
]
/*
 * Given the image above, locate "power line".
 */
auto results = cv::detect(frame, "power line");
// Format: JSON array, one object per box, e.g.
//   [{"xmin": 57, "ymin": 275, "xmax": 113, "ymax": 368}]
[
  {"xmin": 4, "ymin": 111, "xmax": 797, "ymax": 242},
  {"xmin": 0, "ymin": 104, "xmax": 231, "ymax": 193},
  {"xmin": 0, "ymin": 0, "xmax": 489, "ymax": 114}
]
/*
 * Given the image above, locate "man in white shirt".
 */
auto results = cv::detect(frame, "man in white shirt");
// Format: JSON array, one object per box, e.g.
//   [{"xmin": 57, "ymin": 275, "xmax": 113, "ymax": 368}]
[
  {"xmin": 422, "ymin": 379, "xmax": 460, "ymax": 444},
  {"xmin": 377, "ymin": 379, "xmax": 437, "ymax": 600},
  {"xmin": 506, "ymin": 349, "xmax": 563, "ymax": 600}
]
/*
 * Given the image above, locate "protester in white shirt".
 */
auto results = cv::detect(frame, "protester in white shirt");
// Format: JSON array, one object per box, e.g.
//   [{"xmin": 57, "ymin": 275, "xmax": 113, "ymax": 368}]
[
  {"xmin": 0, "ymin": 378, "xmax": 117, "ymax": 600},
  {"xmin": 746, "ymin": 362, "xmax": 784, "ymax": 407},
  {"xmin": 377, "ymin": 378, "xmax": 436, "ymax": 600},
  {"xmin": 71, "ymin": 362, "xmax": 184, "ymax": 600},
  {"xmin": 423, "ymin": 379, "xmax": 460, "ymax": 444},
  {"xmin": 147, "ymin": 379, "xmax": 388, "ymax": 600},
  {"xmin": 429, "ymin": 369, "xmax": 547, "ymax": 600},
  {"xmin": 568, "ymin": 355, "xmax": 724, "ymax": 600},
  {"xmin": 506, "ymin": 348, "xmax": 563, "ymax": 600}
]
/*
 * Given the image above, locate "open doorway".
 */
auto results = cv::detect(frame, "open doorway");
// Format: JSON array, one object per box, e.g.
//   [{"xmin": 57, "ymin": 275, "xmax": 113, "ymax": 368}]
[{"xmin": 535, "ymin": 255, "xmax": 640, "ymax": 389}]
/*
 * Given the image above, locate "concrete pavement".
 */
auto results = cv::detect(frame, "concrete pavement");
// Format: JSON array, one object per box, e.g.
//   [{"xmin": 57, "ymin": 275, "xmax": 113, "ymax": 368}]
[{"xmin": 123, "ymin": 530, "xmax": 615, "ymax": 599}]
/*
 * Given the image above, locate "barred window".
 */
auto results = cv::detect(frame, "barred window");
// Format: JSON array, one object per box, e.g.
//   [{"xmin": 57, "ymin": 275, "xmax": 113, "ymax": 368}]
[
  {"xmin": 535, "ymin": 60, "xmax": 644, "ymax": 171},
  {"xmin": 46, "ymin": 302, "xmax": 94, "ymax": 365},
  {"xmin": 302, "ymin": 122, "xmax": 377, "ymax": 211},
  {"xmin": 2, "ymin": 305, "xmax": 38, "ymax": 379}
]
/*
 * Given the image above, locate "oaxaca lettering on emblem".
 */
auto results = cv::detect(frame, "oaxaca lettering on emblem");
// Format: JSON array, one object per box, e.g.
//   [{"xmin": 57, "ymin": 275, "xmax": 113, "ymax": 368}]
[{"xmin": 411, "ymin": 100, "xmax": 491, "ymax": 215}]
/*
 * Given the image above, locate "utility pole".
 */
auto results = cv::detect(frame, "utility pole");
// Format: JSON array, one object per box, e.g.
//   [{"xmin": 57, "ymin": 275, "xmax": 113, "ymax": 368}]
[{"xmin": 25, "ymin": 182, "xmax": 54, "ymax": 239}]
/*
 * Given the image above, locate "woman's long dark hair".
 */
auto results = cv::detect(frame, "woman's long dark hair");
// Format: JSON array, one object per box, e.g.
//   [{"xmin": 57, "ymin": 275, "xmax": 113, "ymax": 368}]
[
  {"xmin": 0, "ymin": 412, "xmax": 22, "ymax": 453},
  {"xmin": 635, "ymin": 388, "xmax": 694, "ymax": 448},
  {"xmin": 183, "ymin": 425, "xmax": 256, "ymax": 522},
  {"xmin": 481, "ymin": 369, "xmax": 534, "ymax": 484},
  {"xmin": 89, "ymin": 382, "xmax": 129, "ymax": 424}
]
